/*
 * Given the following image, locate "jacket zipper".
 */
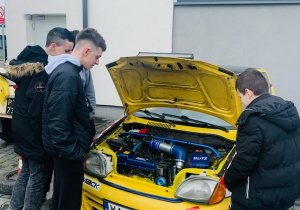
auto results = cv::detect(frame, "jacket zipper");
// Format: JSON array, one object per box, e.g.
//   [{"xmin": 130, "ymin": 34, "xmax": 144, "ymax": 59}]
[{"xmin": 245, "ymin": 176, "xmax": 250, "ymax": 199}]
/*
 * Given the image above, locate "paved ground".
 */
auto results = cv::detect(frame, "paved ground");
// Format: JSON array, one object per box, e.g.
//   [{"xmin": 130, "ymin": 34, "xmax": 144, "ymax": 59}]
[{"xmin": 0, "ymin": 140, "xmax": 17, "ymax": 210}]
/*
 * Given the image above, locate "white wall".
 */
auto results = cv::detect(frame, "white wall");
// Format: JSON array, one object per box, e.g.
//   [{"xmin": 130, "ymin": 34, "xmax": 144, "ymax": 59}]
[
  {"xmin": 5, "ymin": 0, "xmax": 82, "ymax": 59},
  {"xmin": 33, "ymin": 15, "xmax": 66, "ymax": 46},
  {"xmin": 5, "ymin": 0, "xmax": 174, "ymax": 106},
  {"xmin": 88, "ymin": 0, "xmax": 174, "ymax": 106},
  {"xmin": 173, "ymin": 5, "xmax": 300, "ymax": 109}
]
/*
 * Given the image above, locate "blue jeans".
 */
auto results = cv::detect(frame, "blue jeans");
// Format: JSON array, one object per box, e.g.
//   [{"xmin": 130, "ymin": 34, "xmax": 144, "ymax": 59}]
[{"xmin": 9, "ymin": 157, "xmax": 52, "ymax": 210}]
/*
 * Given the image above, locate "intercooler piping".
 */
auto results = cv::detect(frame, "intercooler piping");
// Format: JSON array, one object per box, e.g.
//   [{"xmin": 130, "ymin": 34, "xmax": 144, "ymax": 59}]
[{"xmin": 149, "ymin": 139, "xmax": 186, "ymax": 169}]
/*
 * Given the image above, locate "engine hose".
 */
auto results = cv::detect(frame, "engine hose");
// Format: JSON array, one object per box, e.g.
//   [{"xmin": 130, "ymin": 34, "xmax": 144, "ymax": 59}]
[
  {"xmin": 119, "ymin": 132, "xmax": 220, "ymax": 158},
  {"xmin": 132, "ymin": 141, "xmax": 143, "ymax": 152},
  {"xmin": 149, "ymin": 140, "xmax": 186, "ymax": 169}
]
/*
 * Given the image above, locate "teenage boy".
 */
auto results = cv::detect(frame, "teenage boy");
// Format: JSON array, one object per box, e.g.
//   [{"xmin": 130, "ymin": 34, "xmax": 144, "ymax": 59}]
[
  {"xmin": 7, "ymin": 27, "xmax": 74, "ymax": 210},
  {"xmin": 42, "ymin": 28, "xmax": 106, "ymax": 210},
  {"xmin": 72, "ymin": 29, "xmax": 96, "ymax": 118},
  {"xmin": 224, "ymin": 68, "xmax": 300, "ymax": 210},
  {"xmin": 47, "ymin": 29, "xmax": 97, "ymax": 117}
]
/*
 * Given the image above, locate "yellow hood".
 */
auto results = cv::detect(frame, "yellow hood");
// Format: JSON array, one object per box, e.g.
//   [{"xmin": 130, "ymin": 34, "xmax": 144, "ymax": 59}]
[{"xmin": 106, "ymin": 56, "xmax": 243, "ymax": 126}]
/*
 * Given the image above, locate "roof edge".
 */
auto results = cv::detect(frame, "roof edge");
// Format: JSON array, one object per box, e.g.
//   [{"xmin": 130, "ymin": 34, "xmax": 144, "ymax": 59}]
[{"xmin": 175, "ymin": 0, "xmax": 300, "ymax": 6}]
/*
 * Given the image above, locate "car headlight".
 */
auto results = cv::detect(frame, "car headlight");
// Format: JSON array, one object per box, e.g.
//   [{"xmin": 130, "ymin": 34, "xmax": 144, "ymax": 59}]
[
  {"xmin": 84, "ymin": 150, "xmax": 113, "ymax": 178},
  {"xmin": 175, "ymin": 175, "xmax": 225, "ymax": 204}
]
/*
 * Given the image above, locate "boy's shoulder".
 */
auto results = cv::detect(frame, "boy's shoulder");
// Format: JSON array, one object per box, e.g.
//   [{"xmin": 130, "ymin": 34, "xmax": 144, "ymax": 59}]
[{"xmin": 52, "ymin": 62, "xmax": 80, "ymax": 76}]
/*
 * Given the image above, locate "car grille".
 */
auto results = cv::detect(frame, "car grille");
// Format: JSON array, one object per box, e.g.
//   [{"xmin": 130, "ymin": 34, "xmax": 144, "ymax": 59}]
[{"xmin": 81, "ymin": 190, "xmax": 104, "ymax": 210}]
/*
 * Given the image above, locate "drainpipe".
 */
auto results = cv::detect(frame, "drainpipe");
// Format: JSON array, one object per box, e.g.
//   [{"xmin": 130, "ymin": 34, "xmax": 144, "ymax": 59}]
[{"xmin": 82, "ymin": 0, "xmax": 88, "ymax": 28}]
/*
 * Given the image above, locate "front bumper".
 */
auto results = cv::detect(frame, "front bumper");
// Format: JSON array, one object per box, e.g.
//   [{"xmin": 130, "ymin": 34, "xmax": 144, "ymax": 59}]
[{"xmin": 81, "ymin": 174, "xmax": 231, "ymax": 210}]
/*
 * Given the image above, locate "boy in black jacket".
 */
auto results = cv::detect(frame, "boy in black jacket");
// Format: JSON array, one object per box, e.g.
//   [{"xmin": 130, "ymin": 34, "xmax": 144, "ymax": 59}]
[
  {"xmin": 7, "ymin": 27, "xmax": 74, "ymax": 210},
  {"xmin": 224, "ymin": 69, "xmax": 300, "ymax": 210},
  {"xmin": 42, "ymin": 28, "xmax": 106, "ymax": 210}
]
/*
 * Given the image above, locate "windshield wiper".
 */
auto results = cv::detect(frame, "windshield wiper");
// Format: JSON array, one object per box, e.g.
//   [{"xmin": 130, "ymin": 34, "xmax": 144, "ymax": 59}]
[
  {"xmin": 137, "ymin": 110, "xmax": 175, "ymax": 127},
  {"xmin": 162, "ymin": 113, "xmax": 228, "ymax": 133}
]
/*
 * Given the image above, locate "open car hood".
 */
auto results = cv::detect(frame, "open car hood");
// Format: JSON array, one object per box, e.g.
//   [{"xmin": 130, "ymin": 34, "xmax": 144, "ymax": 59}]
[{"xmin": 106, "ymin": 56, "xmax": 243, "ymax": 126}]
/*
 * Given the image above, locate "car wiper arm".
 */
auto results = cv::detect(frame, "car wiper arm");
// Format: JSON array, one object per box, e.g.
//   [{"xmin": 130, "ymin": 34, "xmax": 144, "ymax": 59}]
[
  {"xmin": 138, "ymin": 110, "xmax": 175, "ymax": 127},
  {"xmin": 162, "ymin": 113, "xmax": 228, "ymax": 133}
]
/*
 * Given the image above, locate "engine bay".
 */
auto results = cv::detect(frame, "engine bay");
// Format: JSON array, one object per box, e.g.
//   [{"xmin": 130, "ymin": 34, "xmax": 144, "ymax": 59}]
[{"xmin": 105, "ymin": 123, "xmax": 234, "ymax": 187}]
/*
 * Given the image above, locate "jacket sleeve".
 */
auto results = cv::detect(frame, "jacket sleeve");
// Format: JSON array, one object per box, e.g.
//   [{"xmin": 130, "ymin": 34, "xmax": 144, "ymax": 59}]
[
  {"xmin": 224, "ymin": 116, "xmax": 263, "ymax": 191},
  {"xmin": 83, "ymin": 70, "xmax": 96, "ymax": 116},
  {"xmin": 45, "ymin": 71, "xmax": 84, "ymax": 160}
]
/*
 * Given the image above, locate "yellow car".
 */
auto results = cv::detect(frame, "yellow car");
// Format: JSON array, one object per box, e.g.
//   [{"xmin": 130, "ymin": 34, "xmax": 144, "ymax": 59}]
[
  {"xmin": 220, "ymin": 65, "xmax": 275, "ymax": 96},
  {"xmin": 82, "ymin": 55, "xmax": 274, "ymax": 210},
  {"xmin": 0, "ymin": 67, "xmax": 15, "ymax": 142}
]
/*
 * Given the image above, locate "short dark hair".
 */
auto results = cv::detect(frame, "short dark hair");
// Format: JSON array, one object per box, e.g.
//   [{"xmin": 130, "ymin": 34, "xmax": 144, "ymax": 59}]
[
  {"xmin": 71, "ymin": 30, "xmax": 80, "ymax": 38},
  {"xmin": 236, "ymin": 68, "xmax": 269, "ymax": 95},
  {"xmin": 45, "ymin": 27, "xmax": 75, "ymax": 47},
  {"xmin": 76, "ymin": 28, "xmax": 107, "ymax": 51},
  {"xmin": 70, "ymin": 30, "xmax": 80, "ymax": 49}
]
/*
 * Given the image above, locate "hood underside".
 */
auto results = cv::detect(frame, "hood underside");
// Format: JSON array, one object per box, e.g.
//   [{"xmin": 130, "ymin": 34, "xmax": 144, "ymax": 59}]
[{"xmin": 106, "ymin": 56, "xmax": 243, "ymax": 126}]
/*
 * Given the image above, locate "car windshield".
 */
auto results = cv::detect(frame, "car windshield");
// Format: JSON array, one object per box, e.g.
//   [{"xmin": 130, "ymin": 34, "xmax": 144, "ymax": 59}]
[{"xmin": 133, "ymin": 107, "xmax": 236, "ymax": 130}]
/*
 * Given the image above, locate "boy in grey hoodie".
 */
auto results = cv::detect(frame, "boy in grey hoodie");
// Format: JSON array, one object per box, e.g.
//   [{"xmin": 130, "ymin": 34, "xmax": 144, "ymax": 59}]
[{"xmin": 46, "ymin": 53, "xmax": 96, "ymax": 117}]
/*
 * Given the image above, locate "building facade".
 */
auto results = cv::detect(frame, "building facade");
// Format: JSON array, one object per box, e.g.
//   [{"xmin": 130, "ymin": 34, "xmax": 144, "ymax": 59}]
[{"xmin": 5, "ymin": 0, "xmax": 300, "ymax": 108}]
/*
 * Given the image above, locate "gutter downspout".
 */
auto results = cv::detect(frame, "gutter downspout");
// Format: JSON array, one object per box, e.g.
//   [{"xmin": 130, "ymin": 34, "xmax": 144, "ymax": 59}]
[{"xmin": 82, "ymin": 0, "xmax": 88, "ymax": 28}]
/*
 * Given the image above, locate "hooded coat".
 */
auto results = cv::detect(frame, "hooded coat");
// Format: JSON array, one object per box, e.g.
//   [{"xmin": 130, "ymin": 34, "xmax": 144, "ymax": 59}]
[
  {"xmin": 224, "ymin": 94, "xmax": 300, "ymax": 210},
  {"xmin": 42, "ymin": 54, "xmax": 95, "ymax": 160},
  {"xmin": 6, "ymin": 45, "xmax": 50, "ymax": 160}
]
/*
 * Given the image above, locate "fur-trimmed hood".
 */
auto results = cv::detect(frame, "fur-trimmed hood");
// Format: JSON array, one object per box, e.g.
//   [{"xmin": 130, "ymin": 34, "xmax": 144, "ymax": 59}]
[
  {"xmin": 6, "ymin": 62, "xmax": 45, "ymax": 80},
  {"xmin": 6, "ymin": 45, "xmax": 48, "ymax": 83}
]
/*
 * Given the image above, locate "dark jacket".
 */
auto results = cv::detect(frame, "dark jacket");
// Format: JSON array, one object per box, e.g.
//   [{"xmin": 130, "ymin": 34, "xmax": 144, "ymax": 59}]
[
  {"xmin": 7, "ymin": 45, "xmax": 50, "ymax": 161},
  {"xmin": 224, "ymin": 94, "xmax": 300, "ymax": 210},
  {"xmin": 42, "ymin": 61, "xmax": 95, "ymax": 160}
]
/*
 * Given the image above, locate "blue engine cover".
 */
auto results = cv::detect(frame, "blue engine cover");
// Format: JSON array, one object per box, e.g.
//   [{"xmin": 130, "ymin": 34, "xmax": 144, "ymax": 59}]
[
  {"xmin": 117, "ymin": 152, "xmax": 157, "ymax": 171},
  {"xmin": 189, "ymin": 152, "xmax": 209, "ymax": 169}
]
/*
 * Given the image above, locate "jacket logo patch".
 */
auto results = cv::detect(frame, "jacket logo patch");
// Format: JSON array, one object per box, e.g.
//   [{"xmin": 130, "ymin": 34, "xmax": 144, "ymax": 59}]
[{"xmin": 35, "ymin": 82, "xmax": 46, "ymax": 93}]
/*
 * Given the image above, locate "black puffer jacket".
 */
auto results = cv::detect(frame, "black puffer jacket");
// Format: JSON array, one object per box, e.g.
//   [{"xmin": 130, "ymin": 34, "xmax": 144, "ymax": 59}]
[
  {"xmin": 7, "ymin": 45, "xmax": 50, "ymax": 161},
  {"xmin": 42, "ymin": 62, "xmax": 95, "ymax": 160},
  {"xmin": 224, "ymin": 94, "xmax": 300, "ymax": 210}
]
